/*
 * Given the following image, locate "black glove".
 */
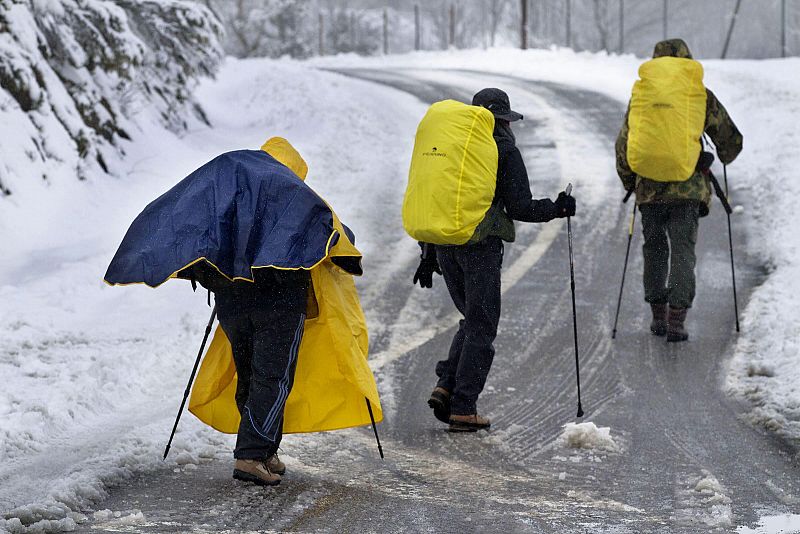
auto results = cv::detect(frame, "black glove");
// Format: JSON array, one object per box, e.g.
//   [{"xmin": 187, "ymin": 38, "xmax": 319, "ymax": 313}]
[
  {"xmin": 554, "ymin": 191, "xmax": 576, "ymax": 218},
  {"xmin": 413, "ymin": 243, "xmax": 441, "ymax": 288}
]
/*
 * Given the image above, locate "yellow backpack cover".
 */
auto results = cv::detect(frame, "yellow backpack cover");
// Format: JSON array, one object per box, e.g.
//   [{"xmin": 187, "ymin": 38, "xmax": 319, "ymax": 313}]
[
  {"xmin": 627, "ymin": 56, "xmax": 707, "ymax": 182},
  {"xmin": 403, "ymin": 100, "xmax": 498, "ymax": 245}
]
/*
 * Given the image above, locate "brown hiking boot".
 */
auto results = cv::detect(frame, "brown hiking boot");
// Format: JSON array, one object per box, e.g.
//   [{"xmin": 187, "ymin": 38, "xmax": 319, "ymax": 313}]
[
  {"xmin": 448, "ymin": 413, "xmax": 491, "ymax": 433},
  {"xmin": 266, "ymin": 453, "xmax": 285, "ymax": 476},
  {"xmin": 233, "ymin": 458, "xmax": 281, "ymax": 486},
  {"xmin": 428, "ymin": 387, "xmax": 451, "ymax": 424},
  {"xmin": 650, "ymin": 303, "xmax": 668, "ymax": 336},
  {"xmin": 667, "ymin": 306, "xmax": 689, "ymax": 342}
]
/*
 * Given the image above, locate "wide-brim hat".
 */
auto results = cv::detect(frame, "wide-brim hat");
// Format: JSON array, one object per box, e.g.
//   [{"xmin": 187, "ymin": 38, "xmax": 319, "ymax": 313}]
[{"xmin": 472, "ymin": 87, "xmax": 523, "ymax": 122}]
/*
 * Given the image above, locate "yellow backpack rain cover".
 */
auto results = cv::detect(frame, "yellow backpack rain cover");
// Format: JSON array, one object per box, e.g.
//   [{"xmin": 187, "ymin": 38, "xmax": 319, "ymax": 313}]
[
  {"xmin": 187, "ymin": 141, "xmax": 381, "ymax": 435},
  {"xmin": 627, "ymin": 56, "xmax": 707, "ymax": 182},
  {"xmin": 403, "ymin": 100, "xmax": 498, "ymax": 245}
]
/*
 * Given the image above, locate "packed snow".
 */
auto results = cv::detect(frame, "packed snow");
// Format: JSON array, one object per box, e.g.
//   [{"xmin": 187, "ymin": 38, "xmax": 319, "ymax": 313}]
[
  {"xmin": 2, "ymin": 42, "xmax": 800, "ymax": 532},
  {"xmin": 557, "ymin": 422, "xmax": 620, "ymax": 453}
]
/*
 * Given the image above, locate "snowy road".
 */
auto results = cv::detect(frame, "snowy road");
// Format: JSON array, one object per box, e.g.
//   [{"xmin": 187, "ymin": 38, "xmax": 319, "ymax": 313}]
[{"xmin": 75, "ymin": 69, "xmax": 799, "ymax": 533}]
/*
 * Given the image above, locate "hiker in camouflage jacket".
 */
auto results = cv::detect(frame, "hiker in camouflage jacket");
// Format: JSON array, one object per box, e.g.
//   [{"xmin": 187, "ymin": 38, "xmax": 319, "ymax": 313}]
[{"xmin": 614, "ymin": 39, "xmax": 743, "ymax": 341}]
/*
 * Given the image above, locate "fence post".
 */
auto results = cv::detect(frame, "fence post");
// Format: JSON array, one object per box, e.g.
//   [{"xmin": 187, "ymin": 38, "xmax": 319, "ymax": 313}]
[
  {"xmin": 449, "ymin": 3, "xmax": 455, "ymax": 48},
  {"xmin": 566, "ymin": 0, "xmax": 571, "ymax": 47},
  {"xmin": 782, "ymin": 0, "xmax": 787, "ymax": 58},
  {"xmin": 521, "ymin": 0, "xmax": 528, "ymax": 49},
  {"xmin": 619, "ymin": 0, "xmax": 624, "ymax": 53},
  {"xmin": 349, "ymin": 11, "xmax": 356, "ymax": 50},
  {"xmin": 318, "ymin": 12, "xmax": 324, "ymax": 56},
  {"xmin": 383, "ymin": 7, "xmax": 388, "ymax": 54},
  {"xmin": 721, "ymin": 0, "xmax": 743, "ymax": 59},
  {"xmin": 414, "ymin": 4, "xmax": 421, "ymax": 51}
]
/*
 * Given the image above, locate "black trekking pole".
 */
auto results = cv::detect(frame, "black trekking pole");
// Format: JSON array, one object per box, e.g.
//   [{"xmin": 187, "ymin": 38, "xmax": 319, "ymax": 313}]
[
  {"xmin": 612, "ymin": 197, "xmax": 637, "ymax": 339},
  {"xmin": 565, "ymin": 184, "xmax": 584, "ymax": 418},
  {"xmin": 365, "ymin": 398, "xmax": 384, "ymax": 459},
  {"xmin": 723, "ymin": 164, "xmax": 741, "ymax": 332},
  {"xmin": 163, "ymin": 306, "xmax": 217, "ymax": 460}
]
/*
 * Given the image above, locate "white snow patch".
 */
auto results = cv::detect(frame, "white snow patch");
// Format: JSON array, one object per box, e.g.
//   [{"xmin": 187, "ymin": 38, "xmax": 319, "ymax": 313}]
[
  {"xmin": 738, "ymin": 513, "xmax": 800, "ymax": 533},
  {"xmin": 558, "ymin": 422, "xmax": 620, "ymax": 453}
]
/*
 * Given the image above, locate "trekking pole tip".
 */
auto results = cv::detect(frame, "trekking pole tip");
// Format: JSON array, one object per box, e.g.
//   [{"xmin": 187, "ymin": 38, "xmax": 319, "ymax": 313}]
[{"xmin": 576, "ymin": 405, "xmax": 584, "ymax": 418}]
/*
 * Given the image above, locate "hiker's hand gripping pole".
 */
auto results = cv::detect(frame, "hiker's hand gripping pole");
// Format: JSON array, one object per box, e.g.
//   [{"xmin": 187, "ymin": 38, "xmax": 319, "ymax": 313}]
[{"xmin": 565, "ymin": 184, "xmax": 584, "ymax": 418}]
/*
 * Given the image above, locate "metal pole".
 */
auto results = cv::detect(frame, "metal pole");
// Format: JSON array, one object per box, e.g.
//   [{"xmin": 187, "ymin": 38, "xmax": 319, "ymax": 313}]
[
  {"xmin": 164, "ymin": 307, "xmax": 217, "ymax": 460},
  {"xmin": 612, "ymin": 201, "xmax": 636, "ymax": 339},
  {"xmin": 721, "ymin": 0, "xmax": 743, "ymax": 59},
  {"xmin": 564, "ymin": 184, "xmax": 584, "ymax": 418},
  {"xmin": 723, "ymin": 165, "xmax": 741, "ymax": 332},
  {"xmin": 663, "ymin": 0, "xmax": 668, "ymax": 40},
  {"xmin": 521, "ymin": 0, "xmax": 528, "ymax": 49},
  {"xmin": 365, "ymin": 399, "xmax": 384, "ymax": 459},
  {"xmin": 414, "ymin": 4, "xmax": 421, "ymax": 51},
  {"xmin": 619, "ymin": 0, "xmax": 624, "ymax": 53},
  {"xmin": 383, "ymin": 7, "xmax": 388, "ymax": 55}
]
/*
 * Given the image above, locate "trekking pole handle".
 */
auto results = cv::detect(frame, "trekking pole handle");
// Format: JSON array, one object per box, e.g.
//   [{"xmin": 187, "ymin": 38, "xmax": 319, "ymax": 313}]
[{"xmin": 623, "ymin": 189, "xmax": 634, "ymax": 203}]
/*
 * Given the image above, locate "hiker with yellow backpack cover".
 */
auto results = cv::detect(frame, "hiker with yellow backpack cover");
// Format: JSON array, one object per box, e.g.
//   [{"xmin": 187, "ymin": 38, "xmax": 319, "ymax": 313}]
[
  {"xmin": 404, "ymin": 88, "xmax": 575, "ymax": 432},
  {"xmin": 615, "ymin": 39, "xmax": 743, "ymax": 342}
]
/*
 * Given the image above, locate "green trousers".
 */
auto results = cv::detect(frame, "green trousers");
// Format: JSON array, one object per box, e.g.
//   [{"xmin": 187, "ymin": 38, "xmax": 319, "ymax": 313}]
[{"xmin": 639, "ymin": 203, "xmax": 700, "ymax": 310}]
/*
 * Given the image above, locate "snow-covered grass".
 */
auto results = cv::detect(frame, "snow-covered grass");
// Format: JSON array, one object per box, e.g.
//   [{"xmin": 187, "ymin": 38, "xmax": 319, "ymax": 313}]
[{"xmin": 3, "ymin": 45, "xmax": 800, "ymax": 532}]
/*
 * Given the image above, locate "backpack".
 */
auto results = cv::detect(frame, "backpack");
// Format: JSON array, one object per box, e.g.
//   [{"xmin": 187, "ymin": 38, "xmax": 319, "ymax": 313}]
[
  {"xmin": 627, "ymin": 56, "xmax": 707, "ymax": 182},
  {"xmin": 402, "ymin": 100, "xmax": 498, "ymax": 245}
]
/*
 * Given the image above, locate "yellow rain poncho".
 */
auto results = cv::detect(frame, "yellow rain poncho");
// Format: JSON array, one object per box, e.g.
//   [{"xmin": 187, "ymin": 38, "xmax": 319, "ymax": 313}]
[{"xmin": 188, "ymin": 138, "xmax": 382, "ymax": 434}]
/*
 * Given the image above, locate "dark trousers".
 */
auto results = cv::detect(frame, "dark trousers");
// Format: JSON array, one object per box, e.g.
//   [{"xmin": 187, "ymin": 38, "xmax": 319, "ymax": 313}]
[
  {"xmin": 640, "ymin": 203, "xmax": 700, "ymax": 310},
  {"xmin": 435, "ymin": 237, "xmax": 503, "ymax": 415},
  {"xmin": 214, "ymin": 272, "xmax": 309, "ymax": 459}
]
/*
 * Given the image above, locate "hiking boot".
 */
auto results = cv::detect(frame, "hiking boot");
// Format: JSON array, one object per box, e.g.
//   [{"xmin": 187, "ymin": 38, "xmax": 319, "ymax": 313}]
[
  {"xmin": 448, "ymin": 413, "xmax": 491, "ymax": 433},
  {"xmin": 233, "ymin": 458, "xmax": 281, "ymax": 486},
  {"xmin": 266, "ymin": 453, "xmax": 286, "ymax": 476},
  {"xmin": 649, "ymin": 303, "xmax": 668, "ymax": 336},
  {"xmin": 667, "ymin": 306, "xmax": 689, "ymax": 342},
  {"xmin": 427, "ymin": 387, "xmax": 451, "ymax": 424}
]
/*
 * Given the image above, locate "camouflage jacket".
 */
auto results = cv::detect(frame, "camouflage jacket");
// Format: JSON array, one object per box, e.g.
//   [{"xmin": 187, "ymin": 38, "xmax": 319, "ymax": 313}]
[{"xmin": 615, "ymin": 89, "xmax": 743, "ymax": 217}]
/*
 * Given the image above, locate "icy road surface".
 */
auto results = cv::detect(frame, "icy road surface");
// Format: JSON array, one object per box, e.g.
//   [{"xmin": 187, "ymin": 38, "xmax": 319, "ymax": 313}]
[{"xmin": 67, "ymin": 70, "xmax": 800, "ymax": 532}]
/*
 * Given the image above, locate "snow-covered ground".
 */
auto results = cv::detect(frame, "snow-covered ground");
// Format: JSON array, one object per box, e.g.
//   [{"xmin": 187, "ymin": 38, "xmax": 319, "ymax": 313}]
[
  {"xmin": 0, "ymin": 58, "xmax": 424, "ymax": 533},
  {"xmin": 2, "ymin": 46, "xmax": 800, "ymax": 532}
]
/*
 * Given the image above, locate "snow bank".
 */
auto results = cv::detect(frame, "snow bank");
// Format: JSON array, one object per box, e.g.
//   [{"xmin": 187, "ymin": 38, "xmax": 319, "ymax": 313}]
[
  {"xmin": 558, "ymin": 422, "xmax": 620, "ymax": 453},
  {"xmin": 0, "ymin": 0, "xmax": 223, "ymax": 197}
]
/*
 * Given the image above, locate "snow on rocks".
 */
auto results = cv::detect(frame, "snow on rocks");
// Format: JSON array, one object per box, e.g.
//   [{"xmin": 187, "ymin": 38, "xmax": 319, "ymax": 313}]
[{"xmin": 558, "ymin": 422, "xmax": 620, "ymax": 453}]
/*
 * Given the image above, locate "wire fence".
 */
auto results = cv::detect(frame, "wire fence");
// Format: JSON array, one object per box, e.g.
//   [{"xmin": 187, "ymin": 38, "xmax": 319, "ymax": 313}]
[{"xmin": 315, "ymin": 0, "xmax": 799, "ymax": 59}]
